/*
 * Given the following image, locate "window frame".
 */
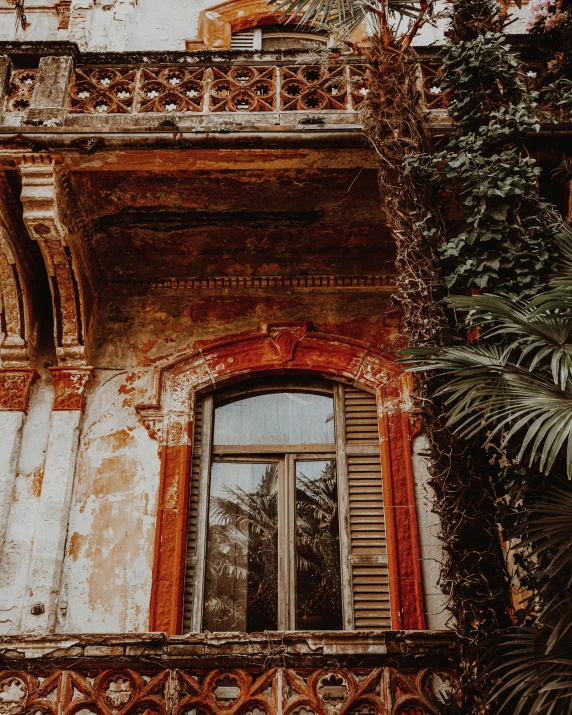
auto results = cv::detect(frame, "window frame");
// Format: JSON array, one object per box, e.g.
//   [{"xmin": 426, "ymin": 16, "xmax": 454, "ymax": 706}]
[{"xmin": 191, "ymin": 381, "xmax": 354, "ymax": 633}]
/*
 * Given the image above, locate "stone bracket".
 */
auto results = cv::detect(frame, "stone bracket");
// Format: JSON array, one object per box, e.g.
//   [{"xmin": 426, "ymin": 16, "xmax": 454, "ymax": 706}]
[
  {"xmin": 49, "ymin": 366, "xmax": 93, "ymax": 411},
  {"xmin": 0, "ymin": 367, "xmax": 38, "ymax": 411},
  {"xmin": 19, "ymin": 155, "xmax": 89, "ymax": 366}
]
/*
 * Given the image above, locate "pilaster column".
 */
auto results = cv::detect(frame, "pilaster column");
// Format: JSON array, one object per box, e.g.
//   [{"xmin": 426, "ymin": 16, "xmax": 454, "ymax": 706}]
[
  {"xmin": 27, "ymin": 56, "xmax": 73, "ymax": 125},
  {"xmin": 0, "ymin": 369, "xmax": 37, "ymax": 553},
  {"xmin": 68, "ymin": 0, "xmax": 94, "ymax": 51},
  {"xmin": 20, "ymin": 366, "xmax": 92, "ymax": 633},
  {"xmin": 107, "ymin": 0, "xmax": 137, "ymax": 51}
]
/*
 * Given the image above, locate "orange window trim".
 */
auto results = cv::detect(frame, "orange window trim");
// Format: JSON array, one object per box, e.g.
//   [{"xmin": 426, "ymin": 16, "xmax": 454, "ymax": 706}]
[{"xmin": 142, "ymin": 323, "xmax": 426, "ymax": 634}]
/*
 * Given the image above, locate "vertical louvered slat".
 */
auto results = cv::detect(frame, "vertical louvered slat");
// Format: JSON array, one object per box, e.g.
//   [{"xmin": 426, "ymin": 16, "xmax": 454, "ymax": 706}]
[
  {"xmin": 345, "ymin": 385, "xmax": 391, "ymax": 629},
  {"xmin": 182, "ymin": 395, "xmax": 203, "ymax": 633}
]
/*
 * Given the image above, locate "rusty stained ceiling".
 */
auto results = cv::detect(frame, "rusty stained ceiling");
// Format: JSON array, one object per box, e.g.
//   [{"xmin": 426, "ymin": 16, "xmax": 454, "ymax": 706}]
[{"xmin": 69, "ymin": 165, "xmax": 394, "ymax": 282}]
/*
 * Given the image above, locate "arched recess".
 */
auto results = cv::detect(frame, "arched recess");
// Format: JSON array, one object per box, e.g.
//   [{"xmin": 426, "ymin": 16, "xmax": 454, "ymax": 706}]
[
  {"xmin": 0, "ymin": 171, "xmax": 37, "ymax": 370},
  {"xmin": 137, "ymin": 322, "xmax": 426, "ymax": 635},
  {"xmin": 194, "ymin": 0, "xmax": 308, "ymax": 50}
]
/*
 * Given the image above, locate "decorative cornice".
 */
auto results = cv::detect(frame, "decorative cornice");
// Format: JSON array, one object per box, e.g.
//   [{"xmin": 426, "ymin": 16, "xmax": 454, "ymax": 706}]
[
  {"xmin": 49, "ymin": 366, "xmax": 93, "ymax": 411},
  {"xmin": 110, "ymin": 275, "xmax": 397, "ymax": 291},
  {"xmin": 0, "ymin": 368, "xmax": 38, "ymax": 412}
]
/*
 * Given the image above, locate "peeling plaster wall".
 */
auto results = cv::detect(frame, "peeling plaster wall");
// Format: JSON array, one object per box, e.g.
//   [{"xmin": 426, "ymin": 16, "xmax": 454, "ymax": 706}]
[
  {"xmin": 0, "ymin": 364, "xmax": 54, "ymax": 634},
  {"xmin": 131, "ymin": 0, "xmax": 213, "ymax": 51},
  {"xmin": 58, "ymin": 367, "xmax": 158, "ymax": 633},
  {"xmin": 0, "ymin": 0, "xmax": 535, "ymax": 49},
  {"xmin": 57, "ymin": 287, "xmax": 403, "ymax": 633},
  {"xmin": 412, "ymin": 435, "xmax": 449, "ymax": 631}
]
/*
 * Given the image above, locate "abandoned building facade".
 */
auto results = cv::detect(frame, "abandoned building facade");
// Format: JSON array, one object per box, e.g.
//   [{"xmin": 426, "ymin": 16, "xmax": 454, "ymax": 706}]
[{"xmin": 0, "ymin": 0, "xmax": 550, "ymax": 714}]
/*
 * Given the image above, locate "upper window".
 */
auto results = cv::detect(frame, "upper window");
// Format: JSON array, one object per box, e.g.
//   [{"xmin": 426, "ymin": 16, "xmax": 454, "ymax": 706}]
[
  {"xmin": 183, "ymin": 378, "xmax": 390, "ymax": 633},
  {"xmin": 231, "ymin": 25, "xmax": 329, "ymax": 51}
]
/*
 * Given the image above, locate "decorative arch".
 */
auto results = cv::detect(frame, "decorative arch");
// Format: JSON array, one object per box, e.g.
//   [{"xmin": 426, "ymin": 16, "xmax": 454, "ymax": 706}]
[
  {"xmin": 194, "ymin": 0, "xmax": 307, "ymax": 50},
  {"xmin": 137, "ymin": 322, "xmax": 425, "ymax": 635}
]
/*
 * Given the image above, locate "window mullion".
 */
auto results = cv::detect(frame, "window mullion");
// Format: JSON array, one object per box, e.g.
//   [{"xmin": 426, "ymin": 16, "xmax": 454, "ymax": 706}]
[
  {"xmin": 277, "ymin": 456, "xmax": 288, "ymax": 630},
  {"xmin": 288, "ymin": 453, "xmax": 296, "ymax": 630}
]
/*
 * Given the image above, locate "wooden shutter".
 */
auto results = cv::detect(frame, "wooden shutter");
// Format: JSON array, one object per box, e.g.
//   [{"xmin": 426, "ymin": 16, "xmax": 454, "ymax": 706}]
[
  {"xmin": 344, "ymin": 385, "xmax": 391, "ymax": 629},
  {"xmin": 182, "ymin": 395, "xmax": 203, "ymax": 633}
]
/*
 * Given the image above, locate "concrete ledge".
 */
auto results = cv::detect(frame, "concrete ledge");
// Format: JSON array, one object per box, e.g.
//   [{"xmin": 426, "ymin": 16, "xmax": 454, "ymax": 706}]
[{"xmin": 0, "ymin": 630, "xmax": 458, "ymax": 668}]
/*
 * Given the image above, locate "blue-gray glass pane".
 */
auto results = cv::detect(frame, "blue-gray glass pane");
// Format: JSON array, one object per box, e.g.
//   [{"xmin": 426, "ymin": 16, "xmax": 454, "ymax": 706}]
[
  {"xmin": 203, "ymin": 461, "xmax": 278, "ymax": 632},
  {"xmin": 213, "ymin": 392, "xmax": 334, "ymax": 445},
  {"xmin": 295, "ymin": 460, "xmax": 342, "ymax": 630}
]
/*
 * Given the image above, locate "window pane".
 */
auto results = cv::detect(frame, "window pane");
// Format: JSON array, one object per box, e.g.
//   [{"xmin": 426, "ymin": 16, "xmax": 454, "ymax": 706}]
[
  {"xmin": 214, "ymin": 392, "xmax": 334, "ymax": 445},
  {"xmin": 203, "ymin": 462, "xmax": 278, "ymax": 632},
  {"xmin": 295, "ymin": 460, "xmax": 343, "ymax": 630}
]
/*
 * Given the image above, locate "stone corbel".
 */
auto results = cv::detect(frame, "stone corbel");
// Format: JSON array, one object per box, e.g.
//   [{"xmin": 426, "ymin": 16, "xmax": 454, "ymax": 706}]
[
  {"xmin": 56, "ymin": 1, "xmax": 72, "ymax": 30},
  {"xmin": 50, "ymin": 366, "xmax": 93, "ymax": 411},
  {"xmin": 19, "ymin": 155, "xmax": 90, "ymax": 366}
]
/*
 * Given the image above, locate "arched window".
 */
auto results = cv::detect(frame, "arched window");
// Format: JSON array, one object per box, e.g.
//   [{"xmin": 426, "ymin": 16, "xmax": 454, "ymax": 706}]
[
  {"xmin": 183, "ymin": 377, "xmax": 390, "ymax": 633},
  {"xmin": 231, "ymin": 25, "xmax": 329, "ymax": 51}
]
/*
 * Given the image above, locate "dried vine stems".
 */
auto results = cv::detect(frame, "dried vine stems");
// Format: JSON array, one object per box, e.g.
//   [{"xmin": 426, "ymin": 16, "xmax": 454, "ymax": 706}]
[
  {"xmin": 363, "ymin": 17, "xmax": 449, "ymax": 347},
  {"xmin": 363, "ymin": 5, "xmax": 513, "ymax": 712}
]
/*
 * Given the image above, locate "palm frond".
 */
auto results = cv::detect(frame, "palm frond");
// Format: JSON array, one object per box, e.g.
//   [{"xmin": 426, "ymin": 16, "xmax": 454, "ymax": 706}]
[
  {"xmin": 512, "ymin": 484, "xmax": 572, "ymax": 590},
  {"xmin": 488, "ymin": 598, "xmax": 572, "ymax": 714},
  {"xmin": 267, "ymin": 0, "xmax": 421, "ymax": 31},
  {"xmin": 407, "ymin": 343, "xmax": 572, "ymax": 476},
  {"xmin": 448, "ymin": 293, "xmax": 572, "ymax": 389}
]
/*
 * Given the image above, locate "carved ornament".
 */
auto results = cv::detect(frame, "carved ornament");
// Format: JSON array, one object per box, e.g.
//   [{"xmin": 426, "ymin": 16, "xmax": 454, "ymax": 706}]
[
  {"xmin": 0, "ymin": 368, "xmax": 38, "ymax": 412},
  {"xmin": 55, "ymin": 1, "xmax": 72, "ymax": 30},
  {"xmin": 136, "ymin": 322, "xmax": 400, "ymax": 447},
  {"xmin": 0, "ymin": 666, "xmax": 458, "ymax": 715},
  {"xmin": 49, "ymin": 366, "xmax": 93, "ymax": 411}
]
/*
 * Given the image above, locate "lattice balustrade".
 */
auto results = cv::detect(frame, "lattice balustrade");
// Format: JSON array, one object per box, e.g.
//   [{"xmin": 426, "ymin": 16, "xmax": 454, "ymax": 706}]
[
  {"xmin": 209, "ymin": 66, "xmax": 276, "ymax": 112},
  {"xmin": 69, "ymin": 67, "xmax": 206, "ymax": 114},
  {"xmin": 0, "ymin": 667, "xmax": 458, "ymax": 715},
  {"xmin": 419, "ymin": 62, "xmax": 448, "ymax": 110},
  {"xmin": 348, "ymin": 66, "xmax": 369, "ymax": 109},
  {"xmin": 67, "ymin": 65, "xmax": 369, "ymax": 114},
  {"xmin": 4, "ymin": 69, "xmax": 37, "ymax": 112},
  {"xmin": 281, "ymin": 65, "xmax": 348, "ymax": 111},
  {"xmin": 139, "ymin": 67, "xmax": 206, "ymax": 113},
  {"xmin": 69, "ymin": 67, "xmax": 138, "ymax": 113}
]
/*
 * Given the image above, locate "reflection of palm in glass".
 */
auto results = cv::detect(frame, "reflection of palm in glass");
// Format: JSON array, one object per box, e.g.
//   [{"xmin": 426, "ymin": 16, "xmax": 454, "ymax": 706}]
[
  {"xmin": 203, "ymin": 461, "xmax": 342, "ymax": 632},
  {"xmin": 204, "ymin": 464, "xmax": 278, "ymax": 632},
  {"xmin": 296, "ymin": 461, "xmax": 342, "ymax": 630}
]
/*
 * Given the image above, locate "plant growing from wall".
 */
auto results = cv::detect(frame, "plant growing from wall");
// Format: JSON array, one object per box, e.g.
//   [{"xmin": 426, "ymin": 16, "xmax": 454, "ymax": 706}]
[{"xmin": 406, "ymin": 224, "xmax": 572, "ymax": 712}]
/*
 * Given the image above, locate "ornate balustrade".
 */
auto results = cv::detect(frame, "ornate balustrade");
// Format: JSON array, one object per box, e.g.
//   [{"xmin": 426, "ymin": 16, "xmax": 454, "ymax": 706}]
[
  {"xmin": 65, "ymin": 64, "xmax": 368, "ymax": 115},
  {"xmin": 0, "ymin": 633, "xmax": 458, "ymax": 715},
  {"xmin": 0, "ymin": 41, "xmax": 566, "ymax": 142}
]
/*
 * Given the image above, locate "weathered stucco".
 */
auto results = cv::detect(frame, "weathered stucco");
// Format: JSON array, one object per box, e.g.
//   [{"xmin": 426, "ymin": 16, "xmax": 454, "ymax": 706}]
[
  {"xmin": 58, "ymin": 287, "xmax": 399, "ymax": 633},
  {"xmin": 0, "ymin": 0, "xmax": 529, "ymax": 49}
]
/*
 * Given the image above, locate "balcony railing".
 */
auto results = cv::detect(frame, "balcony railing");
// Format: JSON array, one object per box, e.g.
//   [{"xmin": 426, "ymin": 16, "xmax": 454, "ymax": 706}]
[
  {"xmin": 0, "ymin": 41, "xmax": 567, "ymax": 136},
  {"xmin": 0, "ymin": 632, "xmax": 458, "ymax": 715},
  {"xmin": 62, "ymin": 65, "xmax": 368, "ymax": 115}
]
